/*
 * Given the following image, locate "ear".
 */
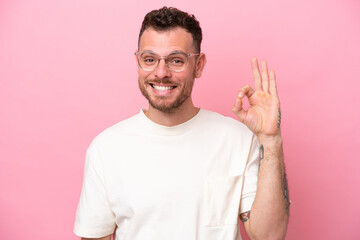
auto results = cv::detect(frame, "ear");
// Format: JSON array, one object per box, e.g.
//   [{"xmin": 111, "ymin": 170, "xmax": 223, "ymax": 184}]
[
  {"xmin": 134, "ymin": 50, "xmax": 139, "ymax": 67},
  {"xmin": 195, "ymin": 53, "xmax": 207, "ymax": 78}
]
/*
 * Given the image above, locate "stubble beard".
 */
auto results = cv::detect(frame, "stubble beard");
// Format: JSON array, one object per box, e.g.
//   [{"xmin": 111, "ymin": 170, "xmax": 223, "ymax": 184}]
[{"xmin": 138, "ymin": 77, "xmax": 195, "ymax": 113}]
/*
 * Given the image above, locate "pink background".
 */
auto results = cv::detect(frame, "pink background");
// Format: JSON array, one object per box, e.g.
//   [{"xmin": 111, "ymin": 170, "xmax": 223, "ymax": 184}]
[{"xmin": 1, "ymin": 0, "xmax": 360, "ymax": 239}]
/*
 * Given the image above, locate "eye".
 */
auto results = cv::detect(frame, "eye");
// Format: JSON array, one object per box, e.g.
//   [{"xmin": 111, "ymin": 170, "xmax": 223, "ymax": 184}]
[
  {"xmin": 169, "ymin": 57, "xmax": 185, "ymax": 66},
  {"xmin": 142, "ymin": 54, "xmax": 158, "ymax": 65},
  {"xmin": 144, "ymin": 58, "xmax": 154, "ymax": 63}
]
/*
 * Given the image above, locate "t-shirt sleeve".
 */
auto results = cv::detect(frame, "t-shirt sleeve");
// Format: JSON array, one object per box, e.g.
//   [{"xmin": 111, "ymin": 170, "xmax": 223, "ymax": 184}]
[
  {"xmin": 74, "ymin": 140, "xmax": 116, "ymax": 238},
  {"xmin": 240, "ymin": 134, "xmax": 259, "ymax": 213}
]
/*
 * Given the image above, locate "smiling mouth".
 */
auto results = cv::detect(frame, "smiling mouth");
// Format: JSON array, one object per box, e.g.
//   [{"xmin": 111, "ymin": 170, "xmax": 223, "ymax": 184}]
[{"xmin": 149, "ymin": 83, "xmax": 177, "ymax": 91}]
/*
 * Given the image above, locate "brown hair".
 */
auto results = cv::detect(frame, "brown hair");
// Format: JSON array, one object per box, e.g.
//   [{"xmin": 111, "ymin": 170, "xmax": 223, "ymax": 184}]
[{"xmin": 138, "ymin": 7, "xmax": 202, "ymax": 53}]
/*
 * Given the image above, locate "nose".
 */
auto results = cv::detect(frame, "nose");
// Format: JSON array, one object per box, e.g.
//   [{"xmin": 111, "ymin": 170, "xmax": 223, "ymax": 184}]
[{"xmin": 153, "ymin": 58, "xmax": 171, "ymax": 79}]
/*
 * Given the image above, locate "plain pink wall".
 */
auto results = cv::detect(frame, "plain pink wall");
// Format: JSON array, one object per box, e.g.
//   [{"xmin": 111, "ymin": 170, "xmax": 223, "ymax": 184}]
[{"xmin": 1, "ymin": 0, "xmax": 359, "ymax": 239}]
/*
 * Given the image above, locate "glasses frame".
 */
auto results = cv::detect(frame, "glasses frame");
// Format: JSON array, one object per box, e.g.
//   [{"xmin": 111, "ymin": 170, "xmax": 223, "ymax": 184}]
[{"xmin": 135, "ymin": 50, "xmax": 200, "ymax": 72}]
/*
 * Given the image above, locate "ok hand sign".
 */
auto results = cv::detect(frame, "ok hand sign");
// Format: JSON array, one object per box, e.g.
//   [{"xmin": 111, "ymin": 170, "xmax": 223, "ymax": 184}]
[{"xmin": 232, "ymin": 58, "xmax": 281, "ymax": 137}]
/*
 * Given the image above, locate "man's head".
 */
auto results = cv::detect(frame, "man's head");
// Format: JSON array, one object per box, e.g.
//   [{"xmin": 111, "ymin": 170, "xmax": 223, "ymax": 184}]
[
  {"xmin": 138, "ymin": 7, "xmax": 202, "ymax": 53},
  {"xmin": 137, "ymin": 7, "xmax": 206, "ymax": 113}
]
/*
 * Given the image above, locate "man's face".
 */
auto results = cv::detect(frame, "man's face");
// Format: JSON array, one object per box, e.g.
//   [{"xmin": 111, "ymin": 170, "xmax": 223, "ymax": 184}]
[{"xmin": 137, "ymin": 27, "xmax": 199, "ymax": 113}]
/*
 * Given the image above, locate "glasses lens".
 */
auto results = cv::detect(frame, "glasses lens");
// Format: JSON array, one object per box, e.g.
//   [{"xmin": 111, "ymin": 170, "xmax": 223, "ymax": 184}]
[
  {"xmin": 138, "ymin": 52, "xmax": 159, "ymax": 71},
  {"xmin": 166, "ymin": 53, "xmax": 188, "ymax": 72},
  {"xmin": 136, "ymin": 51, "xmax": 189, "ymax": 72}
]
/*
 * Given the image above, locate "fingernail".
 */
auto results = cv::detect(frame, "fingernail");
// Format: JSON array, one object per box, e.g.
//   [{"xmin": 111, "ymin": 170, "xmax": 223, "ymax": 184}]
[{"xmin": 235, "ymin": 97, "xmax": 242, "ymax": 107}]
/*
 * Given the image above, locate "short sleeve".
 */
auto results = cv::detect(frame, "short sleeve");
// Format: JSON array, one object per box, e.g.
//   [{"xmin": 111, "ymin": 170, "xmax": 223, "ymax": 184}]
[
  {"xmin": 240, "ymin": 134, "xmax": 259, "ymax": 213},
  {"xmin": 74, "ymin": 140, "xmax": 116, "ymax": 238}
]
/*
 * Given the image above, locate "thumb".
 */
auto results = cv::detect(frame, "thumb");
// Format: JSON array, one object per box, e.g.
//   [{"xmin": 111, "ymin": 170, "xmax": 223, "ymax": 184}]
[{"xmin": 232, "ymin": 97, "xmax": 247, "ymax": 124}]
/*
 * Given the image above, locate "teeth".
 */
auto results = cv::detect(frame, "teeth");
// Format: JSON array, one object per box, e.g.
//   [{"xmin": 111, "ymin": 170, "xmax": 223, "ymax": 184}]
[{"xmin": 152, "ymin": 85, "xmax": 174, "ymax": 91}]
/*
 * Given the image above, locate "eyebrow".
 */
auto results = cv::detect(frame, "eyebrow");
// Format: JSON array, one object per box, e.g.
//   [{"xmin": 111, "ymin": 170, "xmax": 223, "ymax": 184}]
[
  {"xmin": 168, "ymin": 51, "xmax": 186, "ymax": 55},
  {"xmin": 140, "ymin": 50, "xmax": 187, "ymax": 55}
]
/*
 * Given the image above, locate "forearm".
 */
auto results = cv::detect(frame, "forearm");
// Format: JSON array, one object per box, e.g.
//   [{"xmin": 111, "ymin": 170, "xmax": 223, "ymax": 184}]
[
  {"xmin": 245, "ymin": 134, "xmax": 289, "ymax": 240},
  {"xmin": 82, "ymin": 234, "xmax": 112, "ymax": 240}
]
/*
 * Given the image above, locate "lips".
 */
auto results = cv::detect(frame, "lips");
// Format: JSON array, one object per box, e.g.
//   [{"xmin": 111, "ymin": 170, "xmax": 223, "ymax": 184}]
[{"xmin": 147, "ymin": 81, "xmax": 178, "ymax": 96}]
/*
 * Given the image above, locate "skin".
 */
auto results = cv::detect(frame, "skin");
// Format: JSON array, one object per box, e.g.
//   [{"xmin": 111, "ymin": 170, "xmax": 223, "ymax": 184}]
[
  {"xmin": 233, "ymin": 59, "xmax": 289, "ymax": 239},
  {"xmin": 84, "ymin": 27, "xmax": 289, "ymax": 240},
  {"xmin": 82, "ymin": 237, "xmax": 111, "ymax": 240},
  {"xmin": 137, "ymin": 27, "xmax": 206, "ymax": 126}
]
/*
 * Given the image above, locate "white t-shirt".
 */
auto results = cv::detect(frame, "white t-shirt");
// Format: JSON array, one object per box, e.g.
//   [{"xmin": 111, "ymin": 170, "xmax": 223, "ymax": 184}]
[{"xmin": 74, "ymin": 109, "xmax": 259, "ymax": 240}]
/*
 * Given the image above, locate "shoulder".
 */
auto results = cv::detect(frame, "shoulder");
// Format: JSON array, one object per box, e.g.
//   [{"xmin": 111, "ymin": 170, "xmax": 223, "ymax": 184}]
[{"xmin": 89, "ymin": 112, "xmax": 142, "ymax": 148}]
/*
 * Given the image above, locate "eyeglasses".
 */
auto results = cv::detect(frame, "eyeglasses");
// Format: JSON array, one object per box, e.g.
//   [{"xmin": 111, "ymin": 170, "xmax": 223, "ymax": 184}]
[{"xmin": 135, "ymin": 51, "xmax": 200, "ymax": 72}]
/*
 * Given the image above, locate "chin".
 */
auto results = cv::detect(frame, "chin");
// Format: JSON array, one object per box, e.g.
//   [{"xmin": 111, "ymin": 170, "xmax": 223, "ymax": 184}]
[{"xmin": 149, "ymin": 96, "xmax": 189, "ymax": 113}]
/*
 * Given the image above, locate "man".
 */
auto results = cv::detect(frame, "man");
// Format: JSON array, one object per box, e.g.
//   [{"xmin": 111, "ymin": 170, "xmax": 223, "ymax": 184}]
[{"xmin": 74, "ymin": 6, "xmax": 289, "ymax": 240}]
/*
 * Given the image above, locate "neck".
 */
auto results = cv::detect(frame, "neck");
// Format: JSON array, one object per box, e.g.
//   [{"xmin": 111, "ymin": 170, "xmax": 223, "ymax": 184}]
[{"xmin": 144, "ymin": 98, "xmax": 199, "ymax": 127}]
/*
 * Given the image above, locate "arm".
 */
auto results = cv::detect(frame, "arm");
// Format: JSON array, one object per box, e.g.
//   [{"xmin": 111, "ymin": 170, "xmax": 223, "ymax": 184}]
[
  {"xmin": 241, "ymin": 135, "xmax": 289, "ymax": 240},
  {"xmin": 82, "ymin": 235, "xmax": 112, "ymax": 240},
  {"xmin": 233, "ymin": 58, "xmax": 289, "ymax": 239}
]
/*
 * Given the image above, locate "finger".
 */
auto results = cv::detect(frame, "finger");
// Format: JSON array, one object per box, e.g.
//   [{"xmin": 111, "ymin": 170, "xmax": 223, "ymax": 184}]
[
  {"xmin": 269, "ymin": 69, "xmax": 278, "ymax": 97},
  {"xmin": 232, "ymin": 96, "xmax": 243, "ymax": 112},
  {"xmin": 261, "ymin": 61, "xmax": 269, "ymax": 93},
  {"xmin": 233, "ymin": 105, "xmax": 247, "ymax": 124},
  {"xmin": 232, "ymin": 101, "xmax": 247, "ymax": 124},
  {"xmin": 233, "ymin": 85, "xmax": 255, "ymax": 114},
  {"xmin": 237, "ymin": 84, "xmax": 256, "ymax": 99},
  {"xmin": 251, "ymin": 57, "xmax": 262, "ymax": 91}
]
